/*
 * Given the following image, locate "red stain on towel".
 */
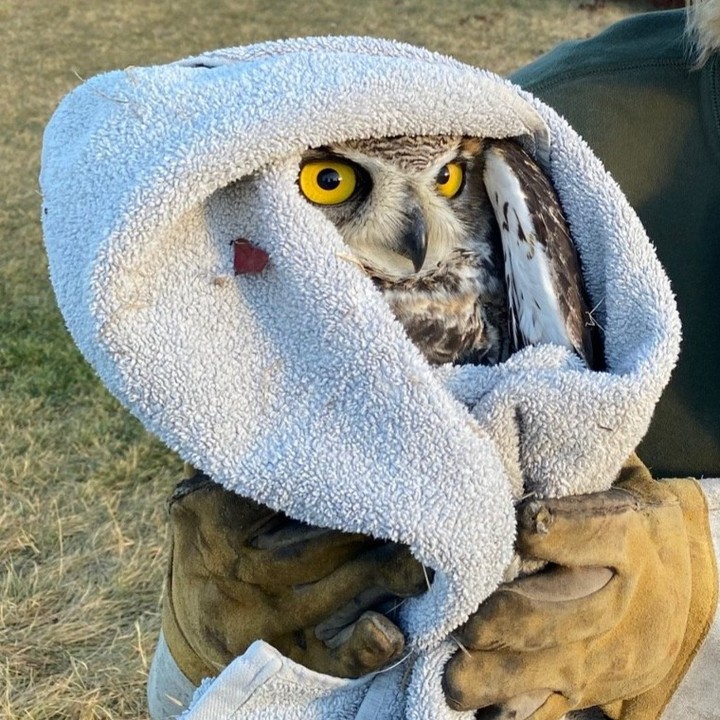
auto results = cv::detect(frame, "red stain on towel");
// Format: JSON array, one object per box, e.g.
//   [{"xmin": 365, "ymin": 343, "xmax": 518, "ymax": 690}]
[{"xmin": 233, "ymin": 239, "xmax": 269, "ymax": 274}]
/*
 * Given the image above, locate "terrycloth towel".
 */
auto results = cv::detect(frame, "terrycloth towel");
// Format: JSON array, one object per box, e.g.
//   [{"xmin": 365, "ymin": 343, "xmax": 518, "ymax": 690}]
[{"xmin": 41, "ymin": 36, "xmax": 680, "ymax": 719}]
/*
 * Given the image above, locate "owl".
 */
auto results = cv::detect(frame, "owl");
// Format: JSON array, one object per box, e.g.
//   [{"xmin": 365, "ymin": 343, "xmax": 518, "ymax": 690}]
[{"xmin": 297, "ymin": 135, "xmax": 596, "ymax": 369}]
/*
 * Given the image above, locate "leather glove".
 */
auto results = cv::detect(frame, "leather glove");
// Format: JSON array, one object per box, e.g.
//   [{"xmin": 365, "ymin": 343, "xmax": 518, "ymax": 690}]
[
  {"xmin": 444, "ymin": 454, "xmax": 718, "ymax": 720},
  {"xmin": 161, "ymin": 471, "xmax": 427, "ymax": 686}
]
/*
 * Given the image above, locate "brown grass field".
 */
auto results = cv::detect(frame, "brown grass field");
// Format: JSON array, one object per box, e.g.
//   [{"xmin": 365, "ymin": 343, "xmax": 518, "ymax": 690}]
[{"xmin": 1, "ymin": 1, "xmax": 669, "ymax": 717}]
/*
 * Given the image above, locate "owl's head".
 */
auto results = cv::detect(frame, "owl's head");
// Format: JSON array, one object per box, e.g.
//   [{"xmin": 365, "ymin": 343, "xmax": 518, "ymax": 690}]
[{"xmin": 297, "ymin": 136, "xmax": 493, "ymax": 279}]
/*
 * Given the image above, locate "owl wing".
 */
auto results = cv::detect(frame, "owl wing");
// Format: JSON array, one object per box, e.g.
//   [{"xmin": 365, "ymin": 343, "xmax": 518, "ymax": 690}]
[{"xmin": 482, "ymin": 139, "xmax": 596, "ymax": 368}]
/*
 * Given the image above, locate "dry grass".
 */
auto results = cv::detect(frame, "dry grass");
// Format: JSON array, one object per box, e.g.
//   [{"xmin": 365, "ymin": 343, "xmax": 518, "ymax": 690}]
[{"xmin": 2, "ymin": 1, "xmax": 657, "ymax": 717}]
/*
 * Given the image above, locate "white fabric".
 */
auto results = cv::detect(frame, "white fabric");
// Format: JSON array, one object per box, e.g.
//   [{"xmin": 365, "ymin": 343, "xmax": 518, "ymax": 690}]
[
  {"xmin": 663, "ymin": 478, "xmax": 720, "ymax": 720},
  {"xmin": 41, "ymin": 37, "xmax": 681, "ymax": 719},
  {"xmin": 148, "ymin": 631, "xmax": 196, "ymax": 719}
]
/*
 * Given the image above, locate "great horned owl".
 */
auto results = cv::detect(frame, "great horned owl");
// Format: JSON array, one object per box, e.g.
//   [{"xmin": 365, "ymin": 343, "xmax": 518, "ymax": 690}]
[{"xmin": 297, "ymin": 135, "xmax": 596, "ymax": 368}]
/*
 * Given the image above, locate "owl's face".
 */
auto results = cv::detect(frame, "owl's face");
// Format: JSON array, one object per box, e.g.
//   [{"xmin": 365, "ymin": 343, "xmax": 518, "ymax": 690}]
[{"xmin": 297, "ymin": 136, "xmax": 493, "ymax": 279}]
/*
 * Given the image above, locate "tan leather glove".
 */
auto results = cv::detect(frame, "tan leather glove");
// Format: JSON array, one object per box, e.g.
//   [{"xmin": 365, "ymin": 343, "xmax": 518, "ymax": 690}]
[
  {"xmin": 444, "ymin": 455, "xmax": 718, "ymax": 720},
  {"xmin": 162, "ymin": 471, "xmax": 427, "ymax": 685}
]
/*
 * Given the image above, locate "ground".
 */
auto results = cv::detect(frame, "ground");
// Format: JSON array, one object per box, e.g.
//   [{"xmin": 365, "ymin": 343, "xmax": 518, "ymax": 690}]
[{"xmin": 1, "ymin": 1, "xmax": 659, "ymax": 717}]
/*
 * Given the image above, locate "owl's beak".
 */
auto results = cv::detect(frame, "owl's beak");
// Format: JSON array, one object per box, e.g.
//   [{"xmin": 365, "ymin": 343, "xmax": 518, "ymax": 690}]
[{"xmin": 398, "ymin": 206, "xmax": 428, "ymax": 273}]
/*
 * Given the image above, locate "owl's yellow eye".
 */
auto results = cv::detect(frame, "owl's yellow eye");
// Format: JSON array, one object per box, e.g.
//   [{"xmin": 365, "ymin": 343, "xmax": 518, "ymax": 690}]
[
  {"xmin": 299, "ymin": 161, "xmax": 357, "ymax": 205},
  {"xmin": 435, "ymin": 162, "xmax": 465, "ymax": 199}
]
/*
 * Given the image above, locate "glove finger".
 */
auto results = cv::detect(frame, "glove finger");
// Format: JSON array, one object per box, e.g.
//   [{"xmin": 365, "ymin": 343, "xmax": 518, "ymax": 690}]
[
  {"xmin": 475, "ymin": 690, "xmax": 570, "ymax": 720},
  {"xmin": 326, "ymin": 610, "xmax": 406, "ymax": 677},
  {"xmin": 525, "ymin": 692, "xmax": 574, "ymax": 720},
  {"xmin": 516, "ymin": 489, "xmax": 640, "ymax": 569},
  {"xmin": 243, "ymin": 530, "xmax": 382, "ymax": 586},
  {"xmin": 314, "ymin": 585, "xmax": 400, "ymax": 642},
  {"xmin": 250, "ymin": 517, "xmax": 369, "ymax": 550},
  {"xmin": 171, "ymin": 480, "xmax": 380, "ymax": 585},
  {"xmin": 455, "ymin": 565, "xmax": 626, "ymax": 651},
  {"xmin": 444, "ymin": 646, "xmax": 576, "ymax": 711},
  {"xmin": 292, "ymin": 611, "xmax": 405, "ymax": 678},
  {"xmin": 289, "ymin": 543, "xmax": 427, "ymax": 628}
]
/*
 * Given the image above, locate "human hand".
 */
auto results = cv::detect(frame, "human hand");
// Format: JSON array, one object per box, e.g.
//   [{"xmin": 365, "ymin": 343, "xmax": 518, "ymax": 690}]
[
  {"xmin": 162, "ymin": 472, "xmax": 427, "ymax": 685},
  {"xmin": 443, "ymin": 455, "xmax": 716, "ymax": 720}
]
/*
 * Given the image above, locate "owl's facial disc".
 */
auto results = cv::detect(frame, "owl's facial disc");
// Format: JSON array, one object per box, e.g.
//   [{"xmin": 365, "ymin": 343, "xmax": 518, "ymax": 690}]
[{"xmin": 297, "ymin": 136, "xmax": 487, "ymax": 279}]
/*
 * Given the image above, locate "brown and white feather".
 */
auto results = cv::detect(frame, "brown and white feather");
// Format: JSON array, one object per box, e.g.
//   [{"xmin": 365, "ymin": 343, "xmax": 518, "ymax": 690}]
[{"xmin": 483, "ymin": 140, "xmax": 594, "ymax": 366}]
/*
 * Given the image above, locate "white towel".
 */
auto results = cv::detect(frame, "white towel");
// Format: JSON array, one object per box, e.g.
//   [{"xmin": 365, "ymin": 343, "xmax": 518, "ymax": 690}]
[{"xmin": 41, "ymin": 36, "xmax": 680, "ymax": 719}]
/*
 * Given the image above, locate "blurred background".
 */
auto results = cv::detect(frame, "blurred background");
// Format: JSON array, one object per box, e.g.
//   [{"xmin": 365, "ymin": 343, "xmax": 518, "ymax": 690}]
[{"xmin": 0, "ymin": 1, "xmax": 680, "ymax": 717}]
